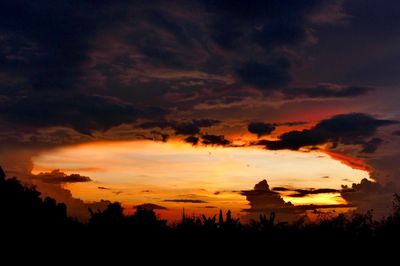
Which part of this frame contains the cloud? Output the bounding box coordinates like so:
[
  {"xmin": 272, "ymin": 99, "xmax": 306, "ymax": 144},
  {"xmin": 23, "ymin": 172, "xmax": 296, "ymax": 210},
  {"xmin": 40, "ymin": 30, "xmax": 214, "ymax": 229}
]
[
  {"xmin": 261, "ymin": 113, "xmax": 397, "ymax": 151},
  {"xmin": 341, "ymin": 178, "xmax": 397, "ymax": 218},
  {"xmin": 0, "ymin": 93, "xmax": 166, "ymax": 135},
  {"xmin": 138, "ymin": 119, "xmax": 220, "ymax": 136},
  {"xmin": 242, "ymin": 179, "xmax": 355, "ymax": 222},
  {"xmin": 248, "ymin": 122, "xmax": 276, "ymax": 138},
  {"xmin": 201, "ymin": 134, "xmax": 231, "ymax": 146},
  {"xmin": 289, "ymin": 188, "xmax": 339, "ymax": 197},
  {"xmin": 135, "ymin": 203, "xmax": 167, "ymax": 210},
  {"xmin": 272, "ymin": 187, "xmax": 291, "ymax": 192},
  {"xmin": 137, "ymin": 120, "xmax": 172, "ymax": 130},
  {"xmin": 192, "ymin": 119, "xmax": 220, "ymax": 128},
  {"xmin": 98, "ymin": 186, "xmax": 111, "ymax": 190},
  {"xmin": 184, "ymin": 136, "xmax": 199, "ymax": 145},
  {"xmin": 282, "ymin": 84, "xmax": 373, "ymax": 98},
  {"xmin": 34, "ymin": 170, "xmax": 91, "ymax": 184},
  {"xmin": 163, "ymin": 199, "xmax": 207, "ymax": 203},
  {"xmin": 277, "ymin": 121, "xmax": 308, "ymax": 127},
  {"xmin": 0, "ymin": 0, "xmax": 125, "ymax": 91},
  {"xmin": 203, "ymin": 0, "xmax": 348, "ymax": 94},
  {"xmin": 150, "ymin": 131, "xmax": 170, "ymax": 142},
  {"xmin": 324, "ymin": 150, "xmax": 371, "ymax": 172},
  {"xmin": 236, "ymin": 60, "xmax": 291, "ymax": 90},
  {"xmin": 392, "ymin": 130, "xmax": 400, "ymax": 136},
  {"xmin": 0, "ymin": 0, "xmax": 362, "ymax": 141},
  {"xmin": 173, "ymin": 123, "xmax": 201, "ymax": 136},
  {"xmin": 204, "ymin": 0, "xmax": 346, "ymax": 50},
  {"xmin": 0, "ymin": 153, "xmax": 110, "ymax": 222},
  {"xmin": 361, "ymin": 137, "xmax": 383, "ymax": 153},
  {"xmin": 241, "ymin": 179, "xmax": 294, "ymax": 212},
  {"xmin": 241, "ymin": 180, "xmax": 299, "ymax": 221},
  {"xmin": 172, "ymin": 119, "xmax": 220, "ymax": 135},
  {"xmin": 32, "ymin": 179, "xmax": 111, "ymax": 222}
]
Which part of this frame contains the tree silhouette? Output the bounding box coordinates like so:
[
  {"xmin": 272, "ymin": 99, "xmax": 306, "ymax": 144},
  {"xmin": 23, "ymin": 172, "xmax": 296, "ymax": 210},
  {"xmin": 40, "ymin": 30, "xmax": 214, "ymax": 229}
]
[{"xmin": 1, "ymin": 164, "xmax": 400, "ymax": 254}]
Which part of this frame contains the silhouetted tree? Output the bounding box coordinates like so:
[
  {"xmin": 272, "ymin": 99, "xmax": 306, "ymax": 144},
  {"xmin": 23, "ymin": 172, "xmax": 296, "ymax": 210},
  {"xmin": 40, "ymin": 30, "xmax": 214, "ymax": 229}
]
[
  {"xmin": 0, "ymin": 166, "xmax": 77, "ymax": 238},
  {"xmin": 2, "ymin": 164, "xmax": 400, "ymax": 254}
]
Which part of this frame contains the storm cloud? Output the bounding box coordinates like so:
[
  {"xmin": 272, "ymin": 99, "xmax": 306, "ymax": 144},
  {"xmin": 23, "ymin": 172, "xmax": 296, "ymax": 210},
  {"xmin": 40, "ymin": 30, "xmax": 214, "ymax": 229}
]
[
  {"xmin": 262, "ymin": 113, "xmax": 397, "ymax": 151},
  {"xmin": 0, "ymin": 93, "xmax": 166, "ymax": 135}
]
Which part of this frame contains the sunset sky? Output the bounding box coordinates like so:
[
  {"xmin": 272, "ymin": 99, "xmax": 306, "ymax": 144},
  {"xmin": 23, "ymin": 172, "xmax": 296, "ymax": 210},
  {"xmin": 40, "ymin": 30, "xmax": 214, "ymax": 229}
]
[{"xmin": 1, "ymin": 0, "xmax": 400, "ymax": 222}]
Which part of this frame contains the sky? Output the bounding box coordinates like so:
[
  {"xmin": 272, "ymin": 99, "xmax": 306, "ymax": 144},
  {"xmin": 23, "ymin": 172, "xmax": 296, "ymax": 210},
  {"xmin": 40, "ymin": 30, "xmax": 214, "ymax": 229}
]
[{"xmin": 1, "ymin": 0, "xmax": 400, "ymax": 222}]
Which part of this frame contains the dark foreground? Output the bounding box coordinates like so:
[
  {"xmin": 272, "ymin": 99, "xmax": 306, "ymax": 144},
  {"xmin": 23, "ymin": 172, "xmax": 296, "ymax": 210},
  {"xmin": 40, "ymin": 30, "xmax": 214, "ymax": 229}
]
[{"xmin": 1, "ymin": 166, "xmax": 399, "ymax": 260}]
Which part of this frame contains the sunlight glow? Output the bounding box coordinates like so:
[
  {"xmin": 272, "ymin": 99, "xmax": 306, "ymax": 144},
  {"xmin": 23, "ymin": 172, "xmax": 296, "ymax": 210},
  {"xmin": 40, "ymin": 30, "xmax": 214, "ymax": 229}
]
[{"xmin": 31, "ymin": 140, "xmax": 369, "ymax": 219}]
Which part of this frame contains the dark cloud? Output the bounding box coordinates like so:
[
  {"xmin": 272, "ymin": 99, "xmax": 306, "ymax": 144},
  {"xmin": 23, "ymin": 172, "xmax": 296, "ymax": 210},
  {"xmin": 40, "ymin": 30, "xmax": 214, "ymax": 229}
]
[
  {"xmin": 289, "ymin": 188, "xmax": 339, "ymax": 197},
  {"xmin": 0, "ymin": 0, "xmax": 118, "ymax": 91},
  {"xmin": 203, "ymin": 0, "xmax": 349, "ymax": 93},
  {"xmin": 283, "ymin": 85, "xmax": 373, "ymax": 98},
  {"xmin": 262, "ymin": 113, "xmax": 397, "ymax": 150},
  {"xmin": 204, "ymin": 0, "xmax": 341, "ymax": 50},
  {"xmin": 201, "ymin": 134, "xmax": 231, "ymax": 146},
  {"xmin": 247, "ymin": 121, "xmax": 308, "ymax": 139},
  {"xmin": 242, "ymin": 179, "xmax": 354, "ymax": 222},
  {"xmin": 138, "ymin": 120, "xmax": 172, "ymax": 130},
  {"xmin": 273, "ymin": 186, "xmax": 339, "ymax": 197},
  {"xmin": 241, "ymin": 180, "xmax": 298, "ymax": 221},
  {"xmin": 248, "ymin": 122, "xmax": 276, "ymax": 138},
  {"xmin": 192, "ymin": 119, "xmax": 220, "ymax": 128},
  {"xmin": 1, "ymin": 0, "xmax": 398, "ymax": 222},
  {"xmin": 241, "ymin": 180, "xmax": 294, "ymax": 211},
  {"xmin": 0, "ymin": 93, "xmax": 166, "ymax": 135},
  {"xmin": 34, "ymin": 170, "xmax": 91, "ymax": 184},
  {"xmin": 173, "ymin": 119, "xmax": 220, "ymax": 135},
  {"xmin": 341, "ymin": 178, "xmax": 398, "ymax": 218},
  {"xmin": 277, "ymin": 121, "xmax": 308, "ymax": 127},
  {"xmin": 97, "ymin": 186, "xmax": 123, "ymax": 195},
  {"xmin": 173, "ymin": 123, "xmax": 201, "ymax": 136},
  {"xmin": 0, "ymin": 0, "xmax": 357, "ymax": 139},
  {"xmin": 236, "ymin": 59, "xmax": 291, "ymax": 90},
  {"xmin": 272, "ymin": 187, "xmax": 291, "ymax": 192},
  {"xmin": 295, "ymin": 204, "xmax": 351, "ymax": 210},
  {"xmin": 138, "ymin": 119, "xmax": 220, "ymax": 136},
  {"xmin": 184, "ymin": 136, "xmax": 199, "ymax": 145},
  {"xmin": 361, "ymin": 137, "xmax": 383, "ymax": 153},
  {"xmin": 150, "ymin": 131, "xmax": 170, "ymax": 142},
  {"xmin": 135, "ymin": 203, "xmax": 167, "ymax": 210},
  {"xmin": 392, "ymin": 130, "xmax": 400, "ymax": 136},
  {"xmin": 163, "ymin": 199, "xmax": 207, "ymax": 203}
]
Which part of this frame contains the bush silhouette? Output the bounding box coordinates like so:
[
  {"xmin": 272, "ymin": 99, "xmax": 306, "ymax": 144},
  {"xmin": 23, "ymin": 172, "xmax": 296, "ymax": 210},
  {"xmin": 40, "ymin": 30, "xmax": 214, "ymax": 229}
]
[{"xmin": 1, "ymin": 165, "xmax": 400, "ymax": 253}]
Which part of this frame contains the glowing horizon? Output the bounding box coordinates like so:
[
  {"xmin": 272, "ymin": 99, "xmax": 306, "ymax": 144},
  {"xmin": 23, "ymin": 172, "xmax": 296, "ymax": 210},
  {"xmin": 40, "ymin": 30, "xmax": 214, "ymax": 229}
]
[{"xmin": 30, "ymin": 139, "xmax": 370, "ymax": 220}]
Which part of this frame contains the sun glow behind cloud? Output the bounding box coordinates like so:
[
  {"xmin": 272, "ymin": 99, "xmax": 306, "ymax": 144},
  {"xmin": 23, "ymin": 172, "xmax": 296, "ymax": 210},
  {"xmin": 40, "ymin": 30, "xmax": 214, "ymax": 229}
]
[{"xmin": 31, "ymin": 140, "xmax": 369, "ymax": 220}]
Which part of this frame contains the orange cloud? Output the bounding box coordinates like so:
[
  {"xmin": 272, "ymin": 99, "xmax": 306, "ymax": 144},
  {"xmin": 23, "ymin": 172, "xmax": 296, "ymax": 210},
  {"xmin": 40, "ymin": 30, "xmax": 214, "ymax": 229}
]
[{"xmin": 324, "ymin": 150, "xmax": 372, "ymax": 173}]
